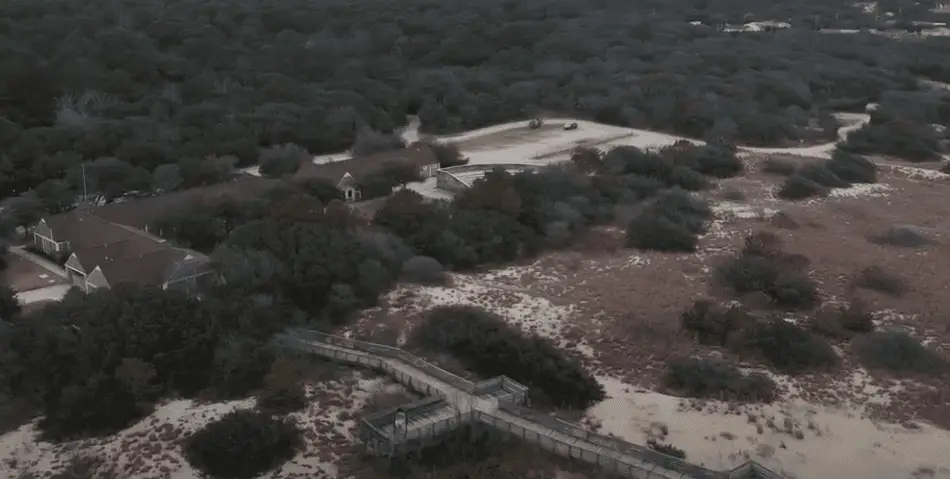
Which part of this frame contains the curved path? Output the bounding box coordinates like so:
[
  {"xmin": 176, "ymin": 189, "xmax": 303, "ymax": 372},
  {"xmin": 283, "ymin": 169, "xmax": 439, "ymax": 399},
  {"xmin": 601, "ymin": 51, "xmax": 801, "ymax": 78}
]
[{"xmin": 276, "ymin": 329, "xmax": 786, "ymax": 479}]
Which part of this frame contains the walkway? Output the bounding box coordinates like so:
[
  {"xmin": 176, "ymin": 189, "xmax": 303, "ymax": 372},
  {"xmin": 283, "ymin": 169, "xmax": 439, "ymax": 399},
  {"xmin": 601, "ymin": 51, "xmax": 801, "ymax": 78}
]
[
  {"xmin": 277, "ymin": 329, "xmax": 786, "ymax": 479},
  {"xmin": 9, "ymin": 247, "xmax": 67, "ymax": 279}
]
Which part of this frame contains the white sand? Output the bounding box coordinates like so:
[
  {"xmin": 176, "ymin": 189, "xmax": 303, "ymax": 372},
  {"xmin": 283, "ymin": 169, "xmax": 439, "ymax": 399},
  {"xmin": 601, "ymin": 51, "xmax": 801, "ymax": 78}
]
[
  {"xmin": 887, "ymin": 165, "xmax": 950, "ymax": 182},
  {"xmin": 828, "ymin": 183, "xmax": 893, "ymax": 198},
  {"xmin": 387, "ymin": 274, "xmax": 575, "ymax": 343},
  {"xmin": 587, "ymin": 376, "xmax": 950, "ymax": 479},
  {"xmin": 0, "ymin": 373, "xmax": 388, "ymax": 479}
]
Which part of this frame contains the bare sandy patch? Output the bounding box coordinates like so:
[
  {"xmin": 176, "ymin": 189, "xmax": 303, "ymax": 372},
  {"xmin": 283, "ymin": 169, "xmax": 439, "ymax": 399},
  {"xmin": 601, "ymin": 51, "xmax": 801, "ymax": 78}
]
[{"xmin": 587, "ymin": 376, "xmax": 950, "ymax": 479}]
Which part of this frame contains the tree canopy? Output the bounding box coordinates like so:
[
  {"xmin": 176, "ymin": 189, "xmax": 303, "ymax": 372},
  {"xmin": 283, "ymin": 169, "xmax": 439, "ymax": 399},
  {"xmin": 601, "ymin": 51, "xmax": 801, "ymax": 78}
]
[{"xmin": 2, "ymin": 0, "xmax": 949, "ymax": 221}]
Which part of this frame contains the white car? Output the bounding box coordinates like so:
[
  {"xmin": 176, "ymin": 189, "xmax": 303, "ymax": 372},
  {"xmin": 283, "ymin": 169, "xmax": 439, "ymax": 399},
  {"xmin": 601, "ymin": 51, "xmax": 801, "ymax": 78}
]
[{"xmin": 563, "ymin": 122, "xmax": 579, "ymax": 130}]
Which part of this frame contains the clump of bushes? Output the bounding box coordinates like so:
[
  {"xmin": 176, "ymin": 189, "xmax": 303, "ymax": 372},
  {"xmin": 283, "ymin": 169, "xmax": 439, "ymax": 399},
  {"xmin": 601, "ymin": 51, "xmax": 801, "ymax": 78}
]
[
  {"xmin": 680, "ymin": 299, "xmax": 757, "ymax": 349},
  {"xmin": 827, "ymin": 150, "xmax": 877, "ymax": 184},
  {"xmin": 259, "ymin": 143, "xmax": 307, "ymax": 178},
  {"xmin": 663, "ymin": 357, "xmax": 777, "ymax": 402},
  {"xmin": 713, "ymin": 232, "xmax": 819, "ymax": 310},
  {"xmin": 647, "ymin": 440, "xmax": 686, "ymax": 459},
  {"xmin": 401, "ymin": 255, "xmax": 448, "ymax": 285},
  {"xmin": 626, "ymin": 189, "xmax": 712, "ymax": 252},
  {"xmin": 754, "ymin": 320, "xmax": 839, "ymax": 374},
  {"xmin": 411, "ymin": 305, "xmax": 605, "ymax": 409},
  {"xmin": 664, "ymin": 141, "xmax": 744, "ymax": 179},
  {"xmin": 185, "ymin": 410, "xmax": 302, "ymax": 479},
  {"xmin": 256, "ymin": 359, "xmax": 307, "ymax": 415},
  {"xmin": 601, "ymin": 145, "xmax": 709, "ymax": 191},
  {"xmin": 762, "ymin": 157, "xmax": 797, "ymax": 176},
  {"xmin": 777, "ymin": 174, "xmax": 828, "ymax": 200},
  {"xmin": 776, "ymin": 150, "xmax": 877, "ymax": 200},
  {"xmin": 868, "ymin": 225, "xmax": 935, "ymax": 248},
  {"xmin": 680, "ymin": 300, "xmax": 839, "ymax": 375},
  {"xmin": 854, "ymin": 331, "xmax": 947, "ymax": 376},
  {"xmin": 855, "ymin": 265, "xmax": 907, "ymax": 296},
  {"xmin": 797, "ymin": 163, "xmax": 849, "ymax": 188},
  {"xmin": 809, "ymin": 300, "xmax": 875, "ymax": 340}
]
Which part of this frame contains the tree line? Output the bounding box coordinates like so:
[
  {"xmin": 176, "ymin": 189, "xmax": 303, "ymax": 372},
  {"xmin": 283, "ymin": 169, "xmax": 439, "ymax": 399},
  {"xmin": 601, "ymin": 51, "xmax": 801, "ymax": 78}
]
[{"xmin": 3, "ymin": 0, "xmax": 949, "ymax": 223}]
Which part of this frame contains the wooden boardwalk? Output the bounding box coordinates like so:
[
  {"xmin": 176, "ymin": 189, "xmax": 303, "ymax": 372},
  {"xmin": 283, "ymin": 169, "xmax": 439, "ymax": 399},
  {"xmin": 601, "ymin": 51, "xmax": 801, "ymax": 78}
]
[{"xmin": 276, "ymin": 329, "xmax": 787, "ymax": 479}]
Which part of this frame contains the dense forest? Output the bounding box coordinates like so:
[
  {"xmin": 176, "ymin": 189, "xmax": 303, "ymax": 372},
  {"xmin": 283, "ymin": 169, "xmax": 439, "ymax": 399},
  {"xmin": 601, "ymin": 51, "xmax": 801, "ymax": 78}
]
[{"xmin": 3, "ymin": 0, "xmax": 950, "ymax": 214}]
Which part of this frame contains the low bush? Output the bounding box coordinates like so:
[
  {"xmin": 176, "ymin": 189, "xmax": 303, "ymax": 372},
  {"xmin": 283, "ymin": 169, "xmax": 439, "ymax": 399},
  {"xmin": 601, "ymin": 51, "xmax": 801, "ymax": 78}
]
[
  {"xmin": 855, "ymin": 265, "xmax": 906, "ymax": 296},
  {"xmin": 797, "ymin": 163, "xmax": 850, "ymax": 188},
  {"xmin": 827, "ymin": 150, "xmax": 877, "ymax": 183},
  {"xmin": 853, "ymin": 331, "xmax": 947, "ymax": 376},
  {"xmin": 868, "ymin": 225, "xmax": 935, "ymax": 248},
  {"xmin": 777, "ymin": 174, "xmax": 828, "ymax": 200},
  {"xmin": 256, "ymin": 359, "xmax": 307, "ymax": 415},
  {"xmin": 401, "ymin": 256, "xmax": 448, "ymax": 285},
  {"xmin": 185, "ymin": 410, "xmax": 302, "ymax": 479},
  {"xmin": 762, "ymin": 158, "xmax": 797, "ymax": 176},
  {"xmin": 713, "ymin": 232, "xmax": 819, "ymax": 310},
  {"xmin": 754, "ymin": 320, "xmax": 838, "ymax": 374},
  {"xmin": 809, "ymin": 300, "xmax": 875, "ymax": 339},
  {"xmin": 411, "ymin": 305, "xmax": 605, "ymax": 409},
  {"xmin": 664, "ymin": 357, "xmax": 777, "ymax": 402},
  {"xmin": 688, "ymin": 145, "xmax": 744, "ymax": 178},
  {"xmin": 668, "ymin": 165, "xmax": 709, "ymax": 191},
  {"xmin": 647, "ymin": 440, "xmax": 686, "ymax": 459},
  {"xmin": 626, "ymin": 189, "xmax": 711, "ymax": 252},
  {"xmin": 680, "ymin": 299, "xmax": 756, "ymax": 349}
]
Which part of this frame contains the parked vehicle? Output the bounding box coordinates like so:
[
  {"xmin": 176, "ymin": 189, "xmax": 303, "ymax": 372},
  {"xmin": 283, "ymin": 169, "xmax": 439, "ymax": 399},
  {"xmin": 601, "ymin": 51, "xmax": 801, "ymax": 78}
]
[
  {"xmin": 563, "ymin": 122, "xmax": 578, "ymax": 130},
  {"xmin": 528, "ymin": 116, "xmax": 543, "ymax": 129}
]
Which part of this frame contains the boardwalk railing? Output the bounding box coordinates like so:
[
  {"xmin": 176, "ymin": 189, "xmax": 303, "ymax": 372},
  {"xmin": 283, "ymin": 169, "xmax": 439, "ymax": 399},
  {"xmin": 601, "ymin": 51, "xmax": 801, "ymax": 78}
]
[{"xmin": 278, "ymin": 329, "xmax": 787, "ymax": 479}]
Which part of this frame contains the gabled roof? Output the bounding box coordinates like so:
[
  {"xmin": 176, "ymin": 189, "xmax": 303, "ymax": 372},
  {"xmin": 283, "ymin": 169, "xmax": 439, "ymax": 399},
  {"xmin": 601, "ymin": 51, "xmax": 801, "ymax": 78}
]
[
  {"xmin": 97, "ymin": 247, "xmax": 210, "ymax": 287},
  {"xmin": 39, "ymin": 211, "xmax": 144, "ymax": 249},
  {"xmin": 296, "ymin": 143, "xmax": 438, "ymax": 185},
  {"xmin": 70, "ymin": 236, "xmax": 168, "ymax": 272}
]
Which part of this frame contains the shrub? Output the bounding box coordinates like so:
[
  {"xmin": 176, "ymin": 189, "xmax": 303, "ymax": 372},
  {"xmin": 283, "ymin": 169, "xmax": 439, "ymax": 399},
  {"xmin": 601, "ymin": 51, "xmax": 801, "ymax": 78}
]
[
  {"xmin": 853, "ymin": 331, "xmax": 947, "ymax": 376},
  {"xmin": 868, "ymin": 225, "xmax": 934, "ymax": 248},
  {"xmin": 797, "ymin": 163, "xmax": 850, "ymax": 188},
  {"xmin": 827, "ymin": 150, "xmax": 877, "ymax": 183},
  {"xmin": 688, "ymin": 145, "xmax": 744, "ymax": 178},
  {"xmin": 668, "ymin": 165, "xmax": 709, "ymax": 191},
  {"xmin": 713, "ymin": 233, "xmax": 819, "ymax": 310},
  {"xmin": 185, "ymin": 410, "xmax": 302, "ymax": 479},
  {"xmin": 754, "ymin": 321, "xmax": 838, "ymax": 374},
  {"xmin": 626, "ymin": 190, "xmax": 711, "ymax": 252},
  {"xmin": 810, "ymin": 300, "xmax": 875, "ymax": 339},
  {"xmin": 259, "ymin": 144, "xmax": 306, "ymax": 178},
  {"xmin": 256, "ymin": 359, "xmax": 307, "ymax": 415},
  {"xmin": 411, "ymin": 305, "xmax": 605, "ymax": 409},
  {"xmin": 940, "ymin": 160, "xmax": 950, "ymax": 174},
  {"xmin": 647, "ymin": 440, "xmax": 686, "ymax": 459},
  {"xmin": 769, "ymin": 211, "xmax": 799, "ymax": 229},
  {"xmin": 855, "ymin": 265, "xmax": 906, "ymax": 296},
  {"xmin": 680, "ymin": 299, "xmax": 757, "ymax": 349},
  {"xmin": 401, "ymin": 255, "xmax": 448, "ymax": 285},
  {"xmin": 762, "ymin": 158, "xmax": 797, "ymax": 176},
  {"xmin": 664, "ymin": 357, "xmax": 777, "ymax": 402},
  {"xmin": 777, "ymin": 174, "xmax": 828, "ymax": 200}
]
